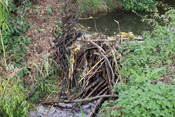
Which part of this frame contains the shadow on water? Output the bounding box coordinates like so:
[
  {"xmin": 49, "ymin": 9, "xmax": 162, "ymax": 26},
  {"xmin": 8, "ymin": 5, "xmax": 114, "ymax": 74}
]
[{"xmin": 79, "ymin": 11, "xmax": 152, "ymax": 36}]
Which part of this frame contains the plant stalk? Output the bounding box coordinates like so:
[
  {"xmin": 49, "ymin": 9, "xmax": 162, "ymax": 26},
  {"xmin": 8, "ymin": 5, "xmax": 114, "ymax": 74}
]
[{"xmin": 0, "ymin": 29, "xmax": 8, "ymax": 69}]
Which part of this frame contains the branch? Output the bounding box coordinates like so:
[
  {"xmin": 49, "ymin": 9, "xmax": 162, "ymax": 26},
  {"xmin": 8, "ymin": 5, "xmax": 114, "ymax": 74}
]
[{"xmin": 42, "ymin": 95, "xmax": 118, "ymax": 104}]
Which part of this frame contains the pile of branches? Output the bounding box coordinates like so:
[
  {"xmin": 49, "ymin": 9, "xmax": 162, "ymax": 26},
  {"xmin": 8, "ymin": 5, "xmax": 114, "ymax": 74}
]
[{"xmin": 50, "ymin": 0, "xmax": 122, "ymax": 116}]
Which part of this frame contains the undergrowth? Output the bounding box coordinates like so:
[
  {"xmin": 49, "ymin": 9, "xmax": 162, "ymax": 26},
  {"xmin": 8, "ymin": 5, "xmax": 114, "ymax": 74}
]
[
  {"xmin": 77, "ymin": 0, "xmax": 157, "ymax": 16},
  {"xmin": 0, "ymin": 0, "xmax": 32, "ymax": 117},
  {"xmin": 101, "ymin": 8, "xmax": 175, "ymax": 117}
]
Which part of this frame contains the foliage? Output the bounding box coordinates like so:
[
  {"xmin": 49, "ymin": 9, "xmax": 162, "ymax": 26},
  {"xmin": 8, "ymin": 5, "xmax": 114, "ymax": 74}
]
[
  {"xmin": 102, "ymin": 82, "xmax": 175, "ymax": 117},
  {"xmin": 77, "ymin": 0, "xmax": 118, "ymax": 15},
  {"xmin": 0, "ymin": 72, "xmax": 29, "ymax": 117},
  {"xmin": 101, "ymin": 8, "xmax": 175, "ymax": 117},
  {"xmin": 77, "ymin": 0, "xmax": 157, "ymax": 15},
  {"xmin": 27, "ymin": 58, "xmax": 59, "ymax": 102},
  {"xmin": 121, "ymin": 0, "xmax": 156, "ymax": 11},
  {"xmin": 1, "ymin": 17, "xmax": 30, "ymax": 67},
  {"xmin": 0, "ymin": 0, "xmax": 10, "ymax": 30},
  {"xmin": 0, "ymin": 1, "xmax": 31, "ymax": 67},
  {"xmin": 118, "ymin": 9, "xmax": 175, "ymax": 82}
]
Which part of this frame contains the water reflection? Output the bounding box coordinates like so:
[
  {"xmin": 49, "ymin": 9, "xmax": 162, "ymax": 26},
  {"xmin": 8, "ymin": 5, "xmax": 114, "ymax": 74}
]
[{"xmin": 79, "ymin": 11, "xmax": 151, "ymax": 36}]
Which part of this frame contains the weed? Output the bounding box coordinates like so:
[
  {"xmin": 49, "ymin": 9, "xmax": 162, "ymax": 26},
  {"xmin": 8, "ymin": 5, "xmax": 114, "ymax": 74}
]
[
  {"xmin": 34, "ymin": 9, "xmax": 40, "ymax": 14},
  {"xmin": 102, "ymin": 82, "xmax": 175, "ymax": 116}
]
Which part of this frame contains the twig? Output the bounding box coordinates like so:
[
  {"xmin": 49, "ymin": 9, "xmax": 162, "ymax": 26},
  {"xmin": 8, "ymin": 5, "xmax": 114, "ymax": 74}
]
[
  {"xmin": 45, "ymin": 105, "xmax": 54, "ymax": 117},
  {"xmin": 114, "ymin": 20, "xmax": 120, "ymax": 34},
  {"xmin": 90, "ymin": 41, "xmax": 115, "ymax": 85},
  {"xmin": 89, "ymin": 91, "xmax": 108, "ymax": 117}
]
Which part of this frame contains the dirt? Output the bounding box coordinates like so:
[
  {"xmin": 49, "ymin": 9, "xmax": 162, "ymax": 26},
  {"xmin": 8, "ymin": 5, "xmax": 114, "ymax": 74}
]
[
  {"xmin": 24, "ymin": 0, "xmax": 61, "ymax": 81},
  {"xmin": 25, "ymin": 0, "xmax": 61, "ymax": 59}
]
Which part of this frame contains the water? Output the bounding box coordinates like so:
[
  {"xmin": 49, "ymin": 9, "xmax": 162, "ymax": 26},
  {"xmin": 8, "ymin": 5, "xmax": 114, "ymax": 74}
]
[
  {"xmin": 79, "ymin": 0, "xmax": 175, "ymax": 36},
  {"xmin": 79, "ymin": 11, "xmax": 151, "ymax": 36},
  {"xmin": 29, "ymin": 101, "xmax": 96, "ymax": 117}
]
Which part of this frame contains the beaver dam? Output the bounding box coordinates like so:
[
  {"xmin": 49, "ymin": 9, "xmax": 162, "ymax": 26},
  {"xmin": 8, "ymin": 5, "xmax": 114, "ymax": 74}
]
[
  {"xmin": 27, "ymin": 1, "xmax": 148, "ymax": 116},
  {"xmin": 27, "ymin": 10, "xmax": 145, "ymax": 116}
]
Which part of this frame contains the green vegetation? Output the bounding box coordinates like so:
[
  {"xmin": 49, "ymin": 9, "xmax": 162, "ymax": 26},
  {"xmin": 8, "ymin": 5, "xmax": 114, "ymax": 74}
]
[
  {"xmin": 1, "ymin": 0, "xmax": 175, "ymax": 116},
  {"xmin": 0, "ymin": 0, "xmax": 31, "ymax": 116},
  {"xmin": 122, "ymin": 0, "xmax": 156, "ymax": 11},
  {"xmin": 101, "ymin": 9, "xmax": 175, "ymax": 116},
  {"xmin": 102, "ymin": 82, "xmax": 175, "ymax": 116},
  {"xmin": 0, "ymin": 1, "xmax": 31, "ymax": 67},
  {"xmin": 77, "ymin": 0, "xmax": 119, "ymax": 15},
  {"xmin": 0, "ymin": 75, "xmax": 29, "ymax": 117},
  {"xmin": 77, "ymin": 0, "xmax": 157, "ymax": 15}
]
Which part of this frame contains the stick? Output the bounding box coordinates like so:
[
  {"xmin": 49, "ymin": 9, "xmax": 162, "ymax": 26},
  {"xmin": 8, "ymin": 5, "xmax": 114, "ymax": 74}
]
[
  {"xmin": 0, "ymin": 30, "xmax": 8, "ymax": 69},
  {"xmin": 42, "ymin": 95, "xmax": 118, "ymax": 104},
  {"xmin": 90, "ymin": 41, "xmax": 115, "ymax": 85},
  {"xmin": 89, "ymin": 92, "xmax": 108, "ymax": 117}
]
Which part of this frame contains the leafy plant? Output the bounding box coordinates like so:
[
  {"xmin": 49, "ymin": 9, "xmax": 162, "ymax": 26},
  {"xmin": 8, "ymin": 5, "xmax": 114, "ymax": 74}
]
[
  {"xmin": 102, "ymin": 82, "xmax": 175, "ymax": 117},
  {"xmin": 118, "ymin": 9, "xmax": 175, "ymax": 82},
  {"xmin": 0, "ymin": 1, "xmax": 31, "ymax": 67},
  {"xmin": 0, "ymin": 71, "xmax": 30, "ymax": 117},
  {"xmin": 0, "ymin": 17, "xmax": 31, "ymax": 67},
  {"xmin": 121, "ymin": 0, "xmax": 157, "ymax": 11}
]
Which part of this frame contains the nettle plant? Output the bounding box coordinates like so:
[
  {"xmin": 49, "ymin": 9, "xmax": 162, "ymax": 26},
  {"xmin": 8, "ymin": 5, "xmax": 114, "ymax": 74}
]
[{"xmin": 102, "ymin": 82, "xmax": 175, "ymax": 117}]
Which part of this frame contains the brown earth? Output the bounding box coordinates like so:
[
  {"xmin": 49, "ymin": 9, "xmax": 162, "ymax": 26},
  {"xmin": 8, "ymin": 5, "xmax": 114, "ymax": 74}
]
[{"xmin": 24, "ymin": 0, "xmax": 62, "ymax": 82}]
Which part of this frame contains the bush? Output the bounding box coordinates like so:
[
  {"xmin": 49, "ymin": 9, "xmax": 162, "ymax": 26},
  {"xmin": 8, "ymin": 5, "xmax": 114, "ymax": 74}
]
[
  {"xmin": 102, "ymin": 82, "xmax": 175, "ymax": 117},
  {"xmin": 77, "ymin": 0, "xmax": 119, "ymax": 15},
  {"xmin": 121, "ymin": 0, "xmax": 157, "ymax": 11},
  {"xmin": 77, "ymin": 0, "xmax": 157, "ymax": 16}
]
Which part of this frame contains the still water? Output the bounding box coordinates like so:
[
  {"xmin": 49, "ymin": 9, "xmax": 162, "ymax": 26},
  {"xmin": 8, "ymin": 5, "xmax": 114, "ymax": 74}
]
[
  {"xmin": 79, "ymin": 0, "xmax": 175, "ymax": 36},
  {"xmin": 79, "ymin": 11, "xmax": 151, "ymax": 36}
]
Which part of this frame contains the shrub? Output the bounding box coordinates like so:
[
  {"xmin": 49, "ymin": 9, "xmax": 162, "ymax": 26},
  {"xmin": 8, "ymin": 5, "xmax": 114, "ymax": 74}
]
[
  {"xmin": 77, "ymin": 0, "xmax": 118, "ymax": 15},
  {"xmin": 121, "ymin": 0, "xmax": 157, "ymax": 11}
]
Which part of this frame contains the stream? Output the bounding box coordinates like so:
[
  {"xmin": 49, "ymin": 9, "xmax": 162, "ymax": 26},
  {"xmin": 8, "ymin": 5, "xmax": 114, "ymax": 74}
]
[{"xmin": 29, "ymin": 1, "xmax": 175, "ymax": 116}]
